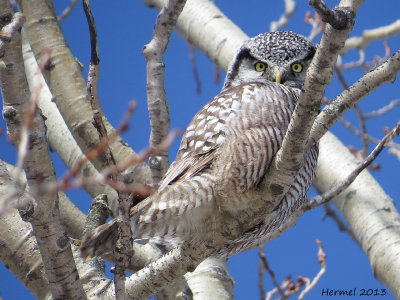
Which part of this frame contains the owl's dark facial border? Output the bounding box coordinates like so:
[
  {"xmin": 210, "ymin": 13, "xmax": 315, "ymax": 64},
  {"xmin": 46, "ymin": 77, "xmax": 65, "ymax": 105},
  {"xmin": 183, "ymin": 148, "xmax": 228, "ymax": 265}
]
[{"xmin": 223, "ymin": 48, "xmax": 252, "ymax": 90}]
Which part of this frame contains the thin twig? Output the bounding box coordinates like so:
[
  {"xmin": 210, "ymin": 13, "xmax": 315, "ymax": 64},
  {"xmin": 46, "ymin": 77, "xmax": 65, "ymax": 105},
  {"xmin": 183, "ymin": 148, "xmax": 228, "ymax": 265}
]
[
  {"xmin": 341, "ymin": 19, "xmax": 400, "ymax": 55},
  {"xmin": 353, "ymin": 105, "xmax": 368, "ymax": 157},
  {"xmin": 266, "ymin": 279, "xmax": 290, "ymax": 300},
  {"xmin": 83, "ymin": 0, "xmax": 115, "ymax": 170},
  {"xmin": 388, "ymin": 147, "xmax": 400, "ymax": 161},
  {"xmin": 57, "ymin": 0, "xmax": 79, "ymax": 22},
  {"xmin": 364, "ymin": 99, "xmax": 400, "ymax": 118},
  {"xmin": 335, "ymin": 67, "xmax": 369, "ymax": 157},
  {"xmin": 322, "ymin": 203, "xmax": 355, "ymax": 240},
  {"xmin": 297, "ymin": 240, "xmax": 326, "ymax": 300},
  {"xmin": 309, "ymin": 50, "xmax": 400, "ymax": 147},
  {"xmin": 305, "ymin": 11, "xmax": 325, "ymax": 41},
  {"xmin": 337, "ymin": 49, "xmax": 365, "ymax": 70},
  {"xmin": 189, "ymin": 43, "xmax": 201, "ymax": 93},
  {"xmin": 270, "ymin": 0, "xmax": 296, "ymax": 32},
  {"xmin": 82, "ymin": 1, "xmax": 131, "ymax": 297},
  {"xmin": 305, "ymin": 120, "xmax": 400, "ymax": 210},
  {"xmin": 143, "ymin": 0, "xmax": 187, "ymax": 183},
  {"xmin": 259, "ymin": 247, "xmax": 286, "ymax": 299},
  {"xmin": 338, "ymin": 116, "xmax": 400, "ymax": 150},
  {"xmin": 258, "ymin": 248, "xmax": 266, "ymax": 300},
  {"xmin": 61, "ymin": 102, "xmax": 137, "ymax": 189},
  {"xmin": 339, "ymin": 41, "xmax": 391, "ymax": 71}
]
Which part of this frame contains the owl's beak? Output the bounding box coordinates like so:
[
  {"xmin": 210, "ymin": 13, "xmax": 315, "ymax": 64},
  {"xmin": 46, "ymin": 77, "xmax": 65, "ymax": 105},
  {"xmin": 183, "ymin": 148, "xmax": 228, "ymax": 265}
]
[{"xmin": 275, "ymin": 70, "xmax": 282, "ymax": 84}]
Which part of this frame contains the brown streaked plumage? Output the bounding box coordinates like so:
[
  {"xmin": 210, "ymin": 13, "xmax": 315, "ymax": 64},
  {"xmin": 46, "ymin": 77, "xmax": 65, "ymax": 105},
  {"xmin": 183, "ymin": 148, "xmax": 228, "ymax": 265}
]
[{"xmin": 80, "ymin": 31, "xmax": 318, "ymax": 260}]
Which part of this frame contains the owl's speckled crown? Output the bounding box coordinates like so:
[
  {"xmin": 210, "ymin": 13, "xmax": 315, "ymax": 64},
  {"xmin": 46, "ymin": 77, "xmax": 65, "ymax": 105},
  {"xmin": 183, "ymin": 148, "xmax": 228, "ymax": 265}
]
[{"xmin": 245, "ymin": 31, "xmax": 315, "ymax": 64}]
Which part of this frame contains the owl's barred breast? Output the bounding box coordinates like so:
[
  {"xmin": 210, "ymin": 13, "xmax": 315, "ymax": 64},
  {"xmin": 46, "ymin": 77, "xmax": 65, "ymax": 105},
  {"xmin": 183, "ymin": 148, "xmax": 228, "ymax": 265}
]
[{"xmin": 131, "ymin": 81, "xmax": 318, "ymax": 257}]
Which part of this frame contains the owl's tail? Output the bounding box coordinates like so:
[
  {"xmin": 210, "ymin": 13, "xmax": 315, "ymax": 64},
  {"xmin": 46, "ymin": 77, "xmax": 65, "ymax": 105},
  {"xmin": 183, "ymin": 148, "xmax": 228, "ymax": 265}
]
[
  {"xmin": 80, "ymin": 218, "xmax": 119, "ymax": 260},
  {"xmin": 80, "ymin": 176, "xmax": 215, "ymax": 260}
]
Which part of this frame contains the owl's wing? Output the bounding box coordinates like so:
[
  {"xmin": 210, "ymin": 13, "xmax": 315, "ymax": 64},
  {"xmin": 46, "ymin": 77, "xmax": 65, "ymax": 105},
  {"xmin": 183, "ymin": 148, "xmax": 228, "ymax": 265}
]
[{"xmin": 159, "ymin": 88, "xmax": 236, "ymax": 190}]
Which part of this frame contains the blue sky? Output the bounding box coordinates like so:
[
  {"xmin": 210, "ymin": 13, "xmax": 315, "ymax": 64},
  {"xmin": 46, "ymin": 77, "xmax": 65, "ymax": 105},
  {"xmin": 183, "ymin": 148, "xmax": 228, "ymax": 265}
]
[{"xmin": 1, "ymin": 1, "xmax": 400, "ymax": 299}]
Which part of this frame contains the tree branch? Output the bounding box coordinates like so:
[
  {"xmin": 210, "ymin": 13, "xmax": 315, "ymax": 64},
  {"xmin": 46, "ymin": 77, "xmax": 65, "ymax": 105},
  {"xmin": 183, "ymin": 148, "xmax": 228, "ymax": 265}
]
[
  {"xmin": 270, "ymin": 0, "xmax": 296, "ymax": 32},
  {"xmin": 58, "ymin": 0, "xmax": 79, "ymax": 22},
  {"xmin": 305, "ymin": 121, "xmax": 400, "ymax": 210},
  {"xmin": 142, "ymin": 0, "xmax": 248, "ymax": 71},
  {"xmin": 20, "ymin": 30, "xmax": 121, "ymax": 215},
  {"xmin": 0, "ymin": 167, "xmax": 51, "ymax": 298},
  {"xmin": 143, "ymin": 0, "xmax": 187, "ymax": 183},
  {"xmin": 0, "ymin": 1, "xmax": 86, "ymax": 297},
  {"xmin": 364, "ymin": 98, "xmax": 400, "ymax": 118},
  {"xmin": 335, "ymin": 67, "xmax": 369, "ymax": 157},
  {"xmin": 314, "ymin": 132, "xmax": 400, "ymax": 299},
  {"xmin": 82, "ymin": 2, "xmax": 133, "ymax": 298},
  {"xmin": 260, "ymin": 0, "xmax": 358, "ymax": 211},
  {"xmin": 297, "ymin": 240, "xmax": 326, "ymax": 300},
  {"xmin": 125, "ymin": 241, "xmax": 215, "ymax": 300},
  {"xmin": 0, "ymin": 11, "xmax": 25, "ymax": 57},
  {"xmin": 309, "ymin": 50, "xmax": 400, "ymax": 146},
  {"xmin": 309, "ymin": 0, "xmax": 354, "ymax": 30},
  {"xmin": 184, "ymin": 257, "xmax": 234, "ymax": 300},
  {"xmin": 17, "ymin": 0, "xmax": 152, "ymax": 186},
  {"xmin": 341, "ymin": 19, "xmax": 400, "ymax": 55}
]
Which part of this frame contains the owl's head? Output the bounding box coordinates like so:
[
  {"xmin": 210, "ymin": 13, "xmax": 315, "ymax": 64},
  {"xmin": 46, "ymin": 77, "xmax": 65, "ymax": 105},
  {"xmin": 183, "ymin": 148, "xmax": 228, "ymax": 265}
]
[{"xmin": 223, "ymin": 31, "xmax": 315, "ymax": 90}]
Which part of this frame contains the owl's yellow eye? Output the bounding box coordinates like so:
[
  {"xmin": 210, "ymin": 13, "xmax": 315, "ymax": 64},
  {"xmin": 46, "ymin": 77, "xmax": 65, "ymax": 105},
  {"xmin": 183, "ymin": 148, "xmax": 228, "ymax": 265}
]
[
  {"xmin": 255, "ymin": 62, "xmax": 267, "ymax": 72},
  {"xmin": 291, "ymin": 63, "xmax": 303, "ymax": 73}
]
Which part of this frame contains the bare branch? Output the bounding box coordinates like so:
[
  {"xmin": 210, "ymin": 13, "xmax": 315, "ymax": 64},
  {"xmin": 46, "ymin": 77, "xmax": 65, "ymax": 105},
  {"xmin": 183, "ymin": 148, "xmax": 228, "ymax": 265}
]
[
  {"xmin": 14, "ymin": 48, "xmax": 50, "ymax": 174},
  {"xmin": 337, "ymin": 49, "xmax": 365, "ymax": 69},
  {"xmin": 83, "ymin": 0, "xmax": 115, "ymax": 171},
  {"xmin": 21, "ymin": 29, "xmax": 121, "ymax": 215},
  {"xmin": 306, "ymin": 121, "xmax": 400, "ymax": 210},
  {"xmin": 338, "ymin": 41, "xmax": 391, "ymax": 71},
  {"xmin": 83, "ymin": 2, "xmax": 132, "ymax": 295},
  {"xmin": 142, "ymin": 0, "xmax": 248, "ymax": 71},
  {"xmin": 259, "ymin": 246, "xmax": 286, "ymax": 299},
  {"xmin": 143, "ymin": 0, "xmax": 187, "ymax": 183},
  {"xmin": 0, "ymin": 1, "xmax": 86, "ymax": 296},
  {"xmin": 125, "ymin": 241, "xmax": 216, "ymax": 299},
  {"xmin": 189, "ymin": 43, "xmax": 202, "ymax": 94},
  {"xmin": 258, "ymin": 247, "xmax": 265, "ymax": 300},
  {"xmin": 270, "ymin": 0, "xmax": 296, "ymax": 32},
  {"xmin": 266, "ymin": 279, "xmax": 291, "ymax": 300},
  {"xmin": 0, "ymin": 12, "xmax": 25, "ymax": 57},
  {"xmin": 314, "ymin": 132, "xmax": 400, "ymax": 299},
  {"xmin": 309, "ymin": 49, "xmax": 400, "ymax": 146},
  {"xmin": 184, "ymin": 257, "xmax": 234, "ymax": 300},
  {"xmin": 297, "ymin": 240, "xmax": 326, "ymax": 300},
  {"xmin": 18, "ymin": 0, "xmax": 152, "ymax": 185},
  {"xmin": 322, "ymin": 203, "xmax": 355, "ymax": 240},
  {"xmin": 82, "ymin": 194, "xmax": 111, "ymax": 238},
  {"xmin": 58, "ymin": 0, "xmax": 79, "ymax": 22},
  {"xmin": 335, "ymin": 67, "xmax": 369, "ymax": 157},
  {"xmin": 309, "ymin": 0, "xmax": 354, "ymax": 30},
  {"xmin": 338, "ymin": 116, "xmax": 400, "ymax": 150},
  {"xmin": 0, "ymin": 191, "xmax": 50, "ymax": 299},
  {"xmin": 341, "ymin": 19, "xmax": 400, "ymax": 55},
  {"xmin": 305, "ymin": 11, "xmax": 324, "ymax": 41},
  {"xmin": 388, "ymin": 147, "xmax": 400, "ymax": 161},
  {"xmin": 364, "ymin": 99, "xmax": 400, "ymax": 118},
  {"xmin": 260, "ymin": 0, "xmax": 358, "ymax": 212}
]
